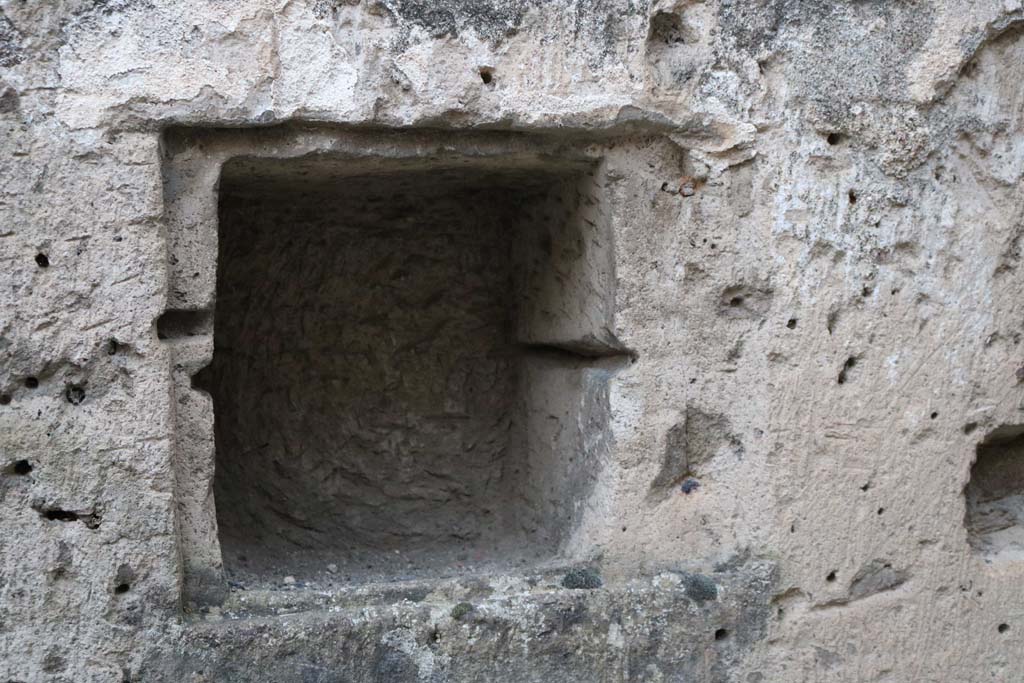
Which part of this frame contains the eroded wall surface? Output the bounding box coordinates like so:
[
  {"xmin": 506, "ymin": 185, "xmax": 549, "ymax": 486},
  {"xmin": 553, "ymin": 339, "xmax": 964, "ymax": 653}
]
[{"xmin": 1, "ymin": 1, "xmax": 1024, "ymax": 681}]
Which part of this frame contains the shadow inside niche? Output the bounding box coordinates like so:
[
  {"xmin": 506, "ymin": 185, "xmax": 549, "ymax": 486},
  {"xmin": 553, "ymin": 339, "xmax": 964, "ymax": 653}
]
[
  {"xmin": 965, "ymin": 425, "xmax": 1024, "ymax": 562},
  {"xmin": 202, "ymin": 157, "xmax": 619, "ymax": 587}
]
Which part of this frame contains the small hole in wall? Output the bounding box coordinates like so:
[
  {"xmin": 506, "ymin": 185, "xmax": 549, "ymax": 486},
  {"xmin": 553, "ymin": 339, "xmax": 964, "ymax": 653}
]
[
  {"xmin": 43, "ymin": 509, "xmax": 80, "ymax": 522},
  {"xmin": 848, "ymin": 189, "xmax": 858, "ymax": 204},
  {"xmin": 65, "ymin": 385, "xmax": 86, "ymax": 405},
  {"xmin": 826, "ymin": 571, "xmax": 837, "ymax": 582},
  {"xmin": 837, "ymin": 356, "xmax": 856, "ymax": 384},
  {"xmin": 826, "ymin": 133, "xmax": 844, "ymax": 146},
  {"xmin": 35, "ymin": 253, "xmax": 49, "ymax": 268},
  {"xmin": 648, "ymin": 10, "xmax": 698, "ymax": 45},
  {"xmin": 479, "ymin": 67, "xmax": 494, "ymax": 85},
  {"xmin": 877, "ymin": 507, "xmax": 885, "ymax": 515},
  {"xmin": 0, "ymin": 394, "xmax": 10, "ymax": 405},
  {"xmin": 107, "ymin": 339, "xmax": 120, "ymax": 355},
  {"xmin": 10, "ymin": 459, "xmax": 32, "ymax": 475},
  {"xmin": 930, "ymin": 411, "xmax": 938, "ymax": 420},
  {"xmin": 786, "ymin": 318, "xmax": 797, "ymax": 329},
  {"xmin": 714, "ymin": 628, "xmax": 729, "ymax": 641},
  {"xmin": 999, "ymin": 623, "xmax": 1010, "ymax": 634},
  {"xmin": 24, "ymin": 377, "xmax": 38, "ymax": 389},
  {"xmin": 729, "ymin": 296, "xmax": 744, "ymax": 307},
  {"xmin": 964, "ymin": 422, "xmax": 978, "ymax": 435},
  {"xmin": 114, "ymin": 564, "xmax": 134, "ymax": 594}
]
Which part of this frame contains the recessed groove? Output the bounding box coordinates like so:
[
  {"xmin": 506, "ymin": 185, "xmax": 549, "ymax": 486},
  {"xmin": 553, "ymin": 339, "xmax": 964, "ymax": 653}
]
[
  {"xmin": 156, "ymin": 309, "xmax": 213, "ymax": 340},
  {"xmin": 520, "ymin": 341, "xmax": 635, "ymax": 362}
]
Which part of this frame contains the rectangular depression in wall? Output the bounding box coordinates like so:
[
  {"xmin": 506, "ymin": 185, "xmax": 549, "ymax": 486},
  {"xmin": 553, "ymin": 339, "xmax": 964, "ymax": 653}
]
[{"xmin": 166, "ymin": 138, "xmax": 628, "ymax": 593}]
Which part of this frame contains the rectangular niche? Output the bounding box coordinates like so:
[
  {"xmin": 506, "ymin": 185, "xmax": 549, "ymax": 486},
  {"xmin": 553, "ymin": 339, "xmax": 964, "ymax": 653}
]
[{"xmin": 162, "ymin": 130, "xmax": 633, "ymax": 596}]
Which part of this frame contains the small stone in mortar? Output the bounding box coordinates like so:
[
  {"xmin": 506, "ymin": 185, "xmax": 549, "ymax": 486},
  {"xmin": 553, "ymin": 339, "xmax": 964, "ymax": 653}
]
[
  {"xmin": 451, "ymin": 602, "xmax": 474, "ymax": 620},
  {"xmin": 562, "ymin": 568, "xmax": 603, "ymax": 590},
  {"xmin": 681, "ymin": 572, "xmax": 718, "ymax": 604}
]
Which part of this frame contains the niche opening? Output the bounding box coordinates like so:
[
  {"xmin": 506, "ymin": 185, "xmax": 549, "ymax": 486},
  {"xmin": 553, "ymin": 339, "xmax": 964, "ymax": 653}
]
[{"xmin": 199, "ymin": 154, "xmax": 623, "ymax": 586}]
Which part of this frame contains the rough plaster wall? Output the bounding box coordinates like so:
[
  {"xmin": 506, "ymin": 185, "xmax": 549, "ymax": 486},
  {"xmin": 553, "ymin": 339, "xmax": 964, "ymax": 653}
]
[{"xmin": 2, "ymin": 0, "xmax": 1024, "ymax": 681}]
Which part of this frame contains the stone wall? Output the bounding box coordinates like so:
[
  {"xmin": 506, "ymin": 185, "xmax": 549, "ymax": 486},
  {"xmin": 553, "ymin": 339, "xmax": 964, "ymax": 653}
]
[{"xmin": 1, "ymin": 1, "xmax": 1023, "ymax": 681}]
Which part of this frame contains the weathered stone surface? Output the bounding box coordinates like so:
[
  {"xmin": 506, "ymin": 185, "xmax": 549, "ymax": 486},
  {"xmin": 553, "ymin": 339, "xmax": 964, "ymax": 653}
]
[
  {"xmin": 2, "ymin": 0, "xmax": 1024, "ymax": 681},
  {"xmin": 142, "ymin": 564, "xmax": 776, "ymax": 683}
]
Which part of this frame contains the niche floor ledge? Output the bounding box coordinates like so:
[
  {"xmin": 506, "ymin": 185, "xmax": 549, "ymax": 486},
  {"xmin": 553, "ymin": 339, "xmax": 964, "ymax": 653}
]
[{"xmin": 153, "ymin": 562, "xmax": 777, "ymax": 683}]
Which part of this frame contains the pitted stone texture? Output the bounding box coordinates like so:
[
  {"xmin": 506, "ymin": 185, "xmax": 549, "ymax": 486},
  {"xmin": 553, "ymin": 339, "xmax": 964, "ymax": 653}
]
[
  {"xmin": 3, "ymin": 0, "xmax": 1024, "ymax": 681},
  {"xmin": 141, "ymin": 562, "xmax": 776, "ymax": 683}
]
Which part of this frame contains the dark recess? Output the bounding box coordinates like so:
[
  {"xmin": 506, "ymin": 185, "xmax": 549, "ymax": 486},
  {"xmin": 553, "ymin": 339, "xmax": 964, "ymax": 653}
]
[
  {"xmin": 202, "ymin": 155, "xmax": 618, "ymax": 586},
  {"xmin": 964, "ymin": 427, "xmax": 1024, "ymax": 559},
  {"xmin": 9, "ymin": 459, "xmax": 32, "ymax": 475}
]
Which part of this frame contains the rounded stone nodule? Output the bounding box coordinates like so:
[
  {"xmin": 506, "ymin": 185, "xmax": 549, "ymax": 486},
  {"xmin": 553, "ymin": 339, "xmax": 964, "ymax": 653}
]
[{"xmin": 561, "ymin": 567, "xmax": 603, "ymax": 590}]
